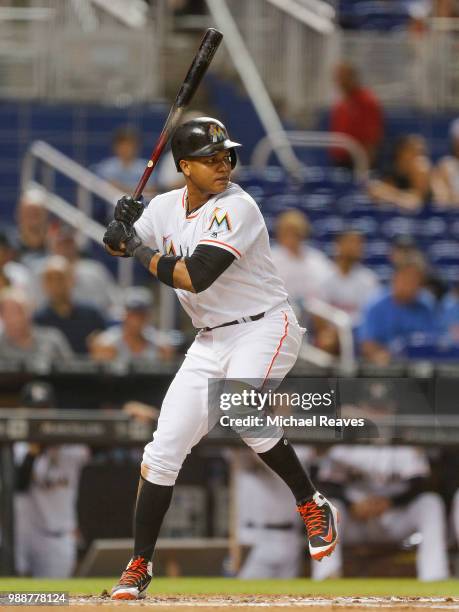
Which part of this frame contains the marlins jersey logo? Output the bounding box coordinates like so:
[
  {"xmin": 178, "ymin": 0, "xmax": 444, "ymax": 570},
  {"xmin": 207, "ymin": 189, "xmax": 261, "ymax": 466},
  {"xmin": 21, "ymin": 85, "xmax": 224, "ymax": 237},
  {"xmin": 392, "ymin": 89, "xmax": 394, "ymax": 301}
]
[
  {"xmin": 207, "ymin": 207, "xmax": 232, "ymax": 233},
  {"xmin": 209, "ymin": 123, "xmax": 226, "ymax": 143}
]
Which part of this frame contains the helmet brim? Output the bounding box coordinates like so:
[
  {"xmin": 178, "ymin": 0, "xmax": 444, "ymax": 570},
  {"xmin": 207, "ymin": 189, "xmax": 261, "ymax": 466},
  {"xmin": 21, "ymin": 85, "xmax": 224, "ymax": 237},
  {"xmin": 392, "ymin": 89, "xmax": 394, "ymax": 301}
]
[{"xmin": 176, "ymin": 140, "xmax": 241, "ymax": 171}]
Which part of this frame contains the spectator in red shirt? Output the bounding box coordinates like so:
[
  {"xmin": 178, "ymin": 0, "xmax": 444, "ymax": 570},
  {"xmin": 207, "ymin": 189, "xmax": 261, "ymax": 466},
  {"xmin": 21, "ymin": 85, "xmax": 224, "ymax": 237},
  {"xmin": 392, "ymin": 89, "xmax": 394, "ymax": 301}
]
[{"xmin": 330, "ymin": 62, "xmax": 383, "ymax": 168}]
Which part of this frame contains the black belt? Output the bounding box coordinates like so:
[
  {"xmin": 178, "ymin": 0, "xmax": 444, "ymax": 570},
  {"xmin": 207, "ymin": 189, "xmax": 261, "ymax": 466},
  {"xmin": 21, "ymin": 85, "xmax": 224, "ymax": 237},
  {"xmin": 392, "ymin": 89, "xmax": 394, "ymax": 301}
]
[
  {"xmin": 202, "ymin": 312, "xmax": 265, "ymax": 333},
  {"xmin": 246, "ymin": 521, "xmax": 294, "ymax": 531}
]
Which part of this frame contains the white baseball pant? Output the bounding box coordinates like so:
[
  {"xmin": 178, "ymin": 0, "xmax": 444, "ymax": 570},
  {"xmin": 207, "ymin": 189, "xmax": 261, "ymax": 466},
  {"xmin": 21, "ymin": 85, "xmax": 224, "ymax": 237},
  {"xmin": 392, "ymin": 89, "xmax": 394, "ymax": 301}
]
[
  {"xmin": 311, "ymin": 493, "xmax": 450, "ymax": 582},
  {"xmin": 452, "ymin": 489, "xmax": 459, "ymax": 546},
  {"xmin": 142, "ymin": 303, "xmax": 304, "ymax": 486}
]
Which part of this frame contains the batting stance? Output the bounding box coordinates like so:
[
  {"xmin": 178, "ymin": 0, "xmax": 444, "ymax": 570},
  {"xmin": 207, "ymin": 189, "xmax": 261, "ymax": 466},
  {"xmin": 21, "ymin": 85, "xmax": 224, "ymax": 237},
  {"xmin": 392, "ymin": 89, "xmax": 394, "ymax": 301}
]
[{"xmin": 104, "ymin": 117, "xmax": 339, "ymax": 600}]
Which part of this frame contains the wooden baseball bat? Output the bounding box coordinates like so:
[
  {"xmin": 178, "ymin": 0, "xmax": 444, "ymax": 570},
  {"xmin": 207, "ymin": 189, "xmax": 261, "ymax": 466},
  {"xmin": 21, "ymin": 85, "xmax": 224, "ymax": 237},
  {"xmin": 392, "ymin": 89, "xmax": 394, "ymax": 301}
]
[{"xmin": 132, "ymin": 28, "xmax": 224, "ymax": 201}]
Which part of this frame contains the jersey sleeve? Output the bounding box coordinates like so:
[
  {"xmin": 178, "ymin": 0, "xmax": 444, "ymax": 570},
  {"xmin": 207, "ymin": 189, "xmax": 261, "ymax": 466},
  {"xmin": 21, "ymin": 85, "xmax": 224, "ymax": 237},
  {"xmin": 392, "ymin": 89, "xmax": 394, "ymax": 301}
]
[
  {"xmin": 133, "ymin": 199, "xmax": 159, "ymax": 250},
  {"xmin": 198, "ymin": 198, "xmax": 263, "ymax": 259}
]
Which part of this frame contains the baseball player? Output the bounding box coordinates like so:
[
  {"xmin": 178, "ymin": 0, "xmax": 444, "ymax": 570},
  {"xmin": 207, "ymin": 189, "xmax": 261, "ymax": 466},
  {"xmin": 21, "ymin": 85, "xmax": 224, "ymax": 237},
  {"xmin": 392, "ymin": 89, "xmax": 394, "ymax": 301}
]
[
  {"xmin": 103, "ymin": 117, "xmax": 338, "ymax": 600},
  {"xmin": 312, "ymin": 445, "xmax": 449, "ymax": 581},
  {"xmin": 14, "ymin": 381, "xmax": 89, "ymax": 577}
]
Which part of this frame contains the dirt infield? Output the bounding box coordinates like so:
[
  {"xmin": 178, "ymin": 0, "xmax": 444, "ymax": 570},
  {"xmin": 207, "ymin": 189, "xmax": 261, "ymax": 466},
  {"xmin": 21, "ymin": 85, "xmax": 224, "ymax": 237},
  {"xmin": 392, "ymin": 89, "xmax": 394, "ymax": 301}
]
[{"xmin": 9, "ymin": 595, "xmax": 450, "ymax": 611}]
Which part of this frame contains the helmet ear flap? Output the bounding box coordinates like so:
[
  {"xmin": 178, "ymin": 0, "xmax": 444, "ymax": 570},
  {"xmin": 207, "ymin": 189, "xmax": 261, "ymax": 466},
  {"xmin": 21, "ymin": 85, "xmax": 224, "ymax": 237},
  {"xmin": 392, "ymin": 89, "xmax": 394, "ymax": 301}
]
[{"xmin": 230, "ymin": 148, "xmax": 237, "ymax": 169}]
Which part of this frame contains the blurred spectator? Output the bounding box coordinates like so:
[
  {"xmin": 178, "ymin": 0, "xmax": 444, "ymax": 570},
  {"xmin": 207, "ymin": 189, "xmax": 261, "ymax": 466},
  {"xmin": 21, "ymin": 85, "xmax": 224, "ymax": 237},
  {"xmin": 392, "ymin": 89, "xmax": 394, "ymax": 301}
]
[
  {"xmin": 314, "ymin": 231, "xmax": 380, "ymax": 355},
  {"xmin": 93, "ymin": 126, "xmax": 155, "ymax": 196},
  {"xmin": 34, "ymin": 256, "xmax": 106, "ymax": 355},
  {"xmin": 0, "ymin": 287, "xmax": 73, "ymax": 362},
  {"xmin": 359, "ymin": 256, "xmax": 435, "ymax": 364},
  {"xmin": 320, "ymin": 231, "xmax": 380, "ymax": 326},
  {"xmin": 90, "ymin": 287, "xmax": 175, "ymax": 363},
  {"xmin": 330, "ymin": 63, "xmax": 383, "ymax": 168},
  {"xmin": 16, "ymin": 186, "xmax": 49, "ymax": 265},
  {"xmin": 14, "ymin": 380, "xmax": 89, "ymax": 577},
  {"xmin": 434, "ymin": 117, "xmax": 459, "ymax": 207},
  {"xmin": 312, "ymin": 445, "xmax": 449, "ymax": 581},
  {"xmin": 389, "ymin": 236, "xmax": 447, "ymax": 302},
  {"xmin": 271, "ymin": 210, "xmax": 334, "ymax": 309},
  {"xmin": 389, "ymin": 235, "xmax": 420, "ymax": 268},
  {"xmin": 0, "ymin": 231, "xmax": 32, "ymax": 293},
  {"xmin": 440, "ymin": 286, "xmax": 459, "ymax": 342},
  {"xmin": 368, "ymin": 135, "xmax": 438, "ymax": 211},
  {"xmin": 48, "ymin": 224, "xmax": 118, "ymax": 312}
]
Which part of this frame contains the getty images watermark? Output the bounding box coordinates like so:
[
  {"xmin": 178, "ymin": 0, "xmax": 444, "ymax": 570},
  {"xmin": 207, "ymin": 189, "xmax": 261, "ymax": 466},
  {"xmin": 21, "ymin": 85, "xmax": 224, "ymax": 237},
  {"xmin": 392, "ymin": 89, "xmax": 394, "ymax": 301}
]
[{"xmin": 218, "ymin": 388, "xmax": 365, "ymax": 429}]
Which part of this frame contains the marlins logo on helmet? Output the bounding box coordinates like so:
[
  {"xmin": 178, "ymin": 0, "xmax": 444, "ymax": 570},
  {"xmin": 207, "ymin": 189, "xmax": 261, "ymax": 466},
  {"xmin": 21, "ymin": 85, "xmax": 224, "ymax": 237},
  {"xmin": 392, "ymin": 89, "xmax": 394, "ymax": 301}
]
[{"xmin": 209, "ymin": 123, "xmax": 226, "ymax": 143}]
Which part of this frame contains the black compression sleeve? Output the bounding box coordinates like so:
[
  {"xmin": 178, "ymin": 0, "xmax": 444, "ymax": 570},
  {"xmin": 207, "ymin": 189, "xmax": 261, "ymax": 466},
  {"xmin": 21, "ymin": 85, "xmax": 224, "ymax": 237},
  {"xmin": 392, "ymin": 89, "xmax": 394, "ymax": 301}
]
[
  {"xmin": 134, "ymin": 245, "xmax": 159, "ymax": 270},
  {"xmin": 184, "ymin": 244, "xmax": 235, "ymax": 293},
  {"xmin": 157, "ymin": 255, "xmax": 182, "ymax": 287}
]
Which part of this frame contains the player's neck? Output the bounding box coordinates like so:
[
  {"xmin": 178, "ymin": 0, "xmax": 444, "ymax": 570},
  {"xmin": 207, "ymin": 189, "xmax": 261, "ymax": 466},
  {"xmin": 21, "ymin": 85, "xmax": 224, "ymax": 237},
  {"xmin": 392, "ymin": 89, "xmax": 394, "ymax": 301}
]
[{"xmin": 185, "ymin": 183, "xmax": 213, "ymax": 213}]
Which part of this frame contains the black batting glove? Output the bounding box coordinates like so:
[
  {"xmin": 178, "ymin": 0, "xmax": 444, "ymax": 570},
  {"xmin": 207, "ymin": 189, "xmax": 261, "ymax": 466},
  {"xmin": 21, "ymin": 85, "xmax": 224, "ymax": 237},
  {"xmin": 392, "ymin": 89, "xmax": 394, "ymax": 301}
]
[
  {"xmin": 114, "ymin": 195, "xmax": 144, "ymax": 226},
  {"xmin": 103, "ymin": 220, "xmax": 141, "ymax": 256}
]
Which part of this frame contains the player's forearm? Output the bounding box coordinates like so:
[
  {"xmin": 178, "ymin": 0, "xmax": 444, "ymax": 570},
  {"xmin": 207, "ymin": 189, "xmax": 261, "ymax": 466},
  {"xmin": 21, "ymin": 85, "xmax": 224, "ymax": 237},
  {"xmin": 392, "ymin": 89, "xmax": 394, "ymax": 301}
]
[{"xmin": 146, "ymin": 254, "xmax": 196, "ymax": 292}]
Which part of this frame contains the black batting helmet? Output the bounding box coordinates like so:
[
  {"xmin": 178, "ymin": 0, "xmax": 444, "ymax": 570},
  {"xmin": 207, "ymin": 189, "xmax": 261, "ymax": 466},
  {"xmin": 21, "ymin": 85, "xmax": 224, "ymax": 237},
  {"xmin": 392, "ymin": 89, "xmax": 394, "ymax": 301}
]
[{"xmin": 171, "ymin": 117, "xmax": 241, "ymax": 172}]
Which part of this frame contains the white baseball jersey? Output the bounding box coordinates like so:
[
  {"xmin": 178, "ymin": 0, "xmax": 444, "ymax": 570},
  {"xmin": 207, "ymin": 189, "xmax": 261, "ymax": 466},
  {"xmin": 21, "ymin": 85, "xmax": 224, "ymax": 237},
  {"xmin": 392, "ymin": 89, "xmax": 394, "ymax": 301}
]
[
  {"xmin": 318, "ymin": 445, "xmax": 430, "ymax": 502},
  {"xmin": 135, "ymin": 183, "xmax": 288, "ymax": 329},
  {"xmin": 14, "ymin": 444, "xmax": 89, "ymax": 533}
]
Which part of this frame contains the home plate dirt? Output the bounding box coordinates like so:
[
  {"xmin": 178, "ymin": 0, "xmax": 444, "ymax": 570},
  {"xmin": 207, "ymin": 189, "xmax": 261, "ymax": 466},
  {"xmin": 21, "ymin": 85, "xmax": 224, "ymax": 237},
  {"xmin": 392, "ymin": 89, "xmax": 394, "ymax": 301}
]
[{"xmin": 50, "ymin": 595, "xmax": 459, "ymax": 611}]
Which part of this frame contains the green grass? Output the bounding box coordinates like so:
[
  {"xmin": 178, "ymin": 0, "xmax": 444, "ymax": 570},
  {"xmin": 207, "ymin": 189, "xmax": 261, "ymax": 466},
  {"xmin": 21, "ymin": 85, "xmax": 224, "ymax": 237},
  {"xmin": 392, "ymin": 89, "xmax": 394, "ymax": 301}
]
[{"xmin": 0, "ymin": 578, "xmax": 458, "ymax": 598}]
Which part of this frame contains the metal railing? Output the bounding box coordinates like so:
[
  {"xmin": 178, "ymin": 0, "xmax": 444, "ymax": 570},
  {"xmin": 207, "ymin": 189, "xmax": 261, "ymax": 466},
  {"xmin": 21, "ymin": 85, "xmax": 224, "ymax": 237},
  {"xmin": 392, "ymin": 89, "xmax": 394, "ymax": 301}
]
[
  {"xmin": 222, "ymin": 1, "xmax": 459, "ymax": 114},
  {"xmin": 20, "ymin": 141, "xmax": 134, "ymax": 287},
  {"xmin": 302, "ymin": 297, "xmax": 356, "ymax": 373},
  {"xmin": 21, "ymin": 140, "xmax": 178, "ymax": 330},
  {"xmin": 251, "ymin": 131, "xmax": 370, "ymax": 182},
  {"xmin": 0, "ymin": 0, "xmax": 164, "ymax": 102}
]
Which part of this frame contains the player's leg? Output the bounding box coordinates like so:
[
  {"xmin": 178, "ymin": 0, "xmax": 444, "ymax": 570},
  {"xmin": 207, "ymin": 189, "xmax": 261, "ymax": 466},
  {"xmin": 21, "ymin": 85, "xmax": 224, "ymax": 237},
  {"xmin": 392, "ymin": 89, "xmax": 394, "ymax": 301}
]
[
  {"xmin": 29, "ymin": 532, "xmax": 76, "ymax": 578},
  {"xmin": 452, "ymin": 489, "xmax": 459, "ymax": 547},
  {"xmin": 222, "ymin": 305, "xmax": 338, "ymax": 560},
  {"xmin": 112, "ymin": 333, "xmax": 223, "ymax": 599},
  {"xmin": 380, "ymin": 492, "xmax": 450, "ymax": 581}
]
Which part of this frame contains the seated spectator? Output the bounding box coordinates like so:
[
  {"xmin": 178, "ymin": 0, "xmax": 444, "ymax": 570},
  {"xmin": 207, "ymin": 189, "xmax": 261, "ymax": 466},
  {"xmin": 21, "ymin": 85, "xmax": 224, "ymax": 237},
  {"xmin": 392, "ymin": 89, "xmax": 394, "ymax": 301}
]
[
  {"xmin": 90, "ymin": 287, "xmax": 175, "ymax": 363},
  {"xmin": 330, "ymin": 62, "xmax": 383, "ymax": 168},
  {"xmin": 271, "ymin": 210, "xmax": 334, "ymax": 309},
  {"xmin": 34, "ymin": 256, "xmax": 106, "ymax": 355},
  {"xmin": 314, "ymin": 231, "xmax": 380, "ymax": 355},
  {"xmin": 312, "ymin": 445, "xmax": 449, "ymax": 581},
  {"xmin": 440, "ymin": 286, "xmax": 459, "ymax": 342},
  {"xmin": 0, "ymin": 231, "xmax": 32, "ymax": 294},
  {"xmin": 359, "ymin": 256, "xmax": 435, "ymax": 364},
  {"xmin": 0, "ymin": 287, "xmax": 72, "ymax": 362},
  {"xmin": 368, "ymin": 135, "xmax": 437, "ymax": 211},
  {"xmin": 390, "ymin": 236, "xmax": 447, "ymax": 302},
  {"xmin": 16, "ymin": 186, "xmax": 49, "ymax": 265},
  {"xmin": 48, "ymin": 224, "xmax": 118, "ymax": 312},
  {"xmin": 93, "ymin": 126, "xmax": 155, "ymax": 196},
  {"xmin": 434, "ymin": 117, "xmax": 459, "ymax": 207},
  {"xmin": 320, "ymin": 231, "xmax": 380, "ymax": 326}
]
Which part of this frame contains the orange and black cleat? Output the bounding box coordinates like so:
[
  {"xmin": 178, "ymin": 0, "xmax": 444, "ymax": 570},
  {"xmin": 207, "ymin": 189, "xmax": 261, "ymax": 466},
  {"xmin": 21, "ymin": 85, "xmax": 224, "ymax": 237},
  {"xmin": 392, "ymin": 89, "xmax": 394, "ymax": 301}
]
[
  {"xmin": 111, "ymin": 556, "xmax": 152, "ymax": 600},
  {"xmin": 297, "ymin": 491, "xmax": 339, "ymax": 561}
]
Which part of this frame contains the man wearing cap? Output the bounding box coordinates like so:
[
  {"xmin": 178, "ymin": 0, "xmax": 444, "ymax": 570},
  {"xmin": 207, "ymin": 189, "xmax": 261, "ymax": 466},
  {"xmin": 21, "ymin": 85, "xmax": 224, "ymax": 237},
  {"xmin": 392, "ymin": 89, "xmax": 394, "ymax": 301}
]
[
  {"xmin": 103, "ymin": 117, "xmax": 339, "ymax": 599},
  {"xmin": 90, "ymin": 287, "xmax": 175, "ymax": 362}
]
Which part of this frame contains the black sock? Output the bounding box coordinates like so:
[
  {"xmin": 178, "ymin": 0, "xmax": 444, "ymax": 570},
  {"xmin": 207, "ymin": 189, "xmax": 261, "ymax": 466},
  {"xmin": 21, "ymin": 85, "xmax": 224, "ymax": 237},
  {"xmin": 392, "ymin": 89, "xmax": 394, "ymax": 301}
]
[
  {"xmin": 257, "ymin": 438, "xmax": 315, "ymax": 504},
  {"xmin": 133, "ymin": 476, "xmax": 173, "ymax": 561}
]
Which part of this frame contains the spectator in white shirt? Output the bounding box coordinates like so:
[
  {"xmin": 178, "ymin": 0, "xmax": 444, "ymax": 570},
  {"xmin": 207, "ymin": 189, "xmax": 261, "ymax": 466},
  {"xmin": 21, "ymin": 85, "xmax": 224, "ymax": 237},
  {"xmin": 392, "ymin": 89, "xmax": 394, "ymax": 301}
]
[
  {"xmin": 271, "ymin": 210, "xmax": 334, "ymax": 309},
  {"xmin": 48, "ymin": 224, "xmax": 119, "ymax": 313},
  {"xmin": 320, "ymin": 231, "xmax": 380, "ymax": 327}
]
